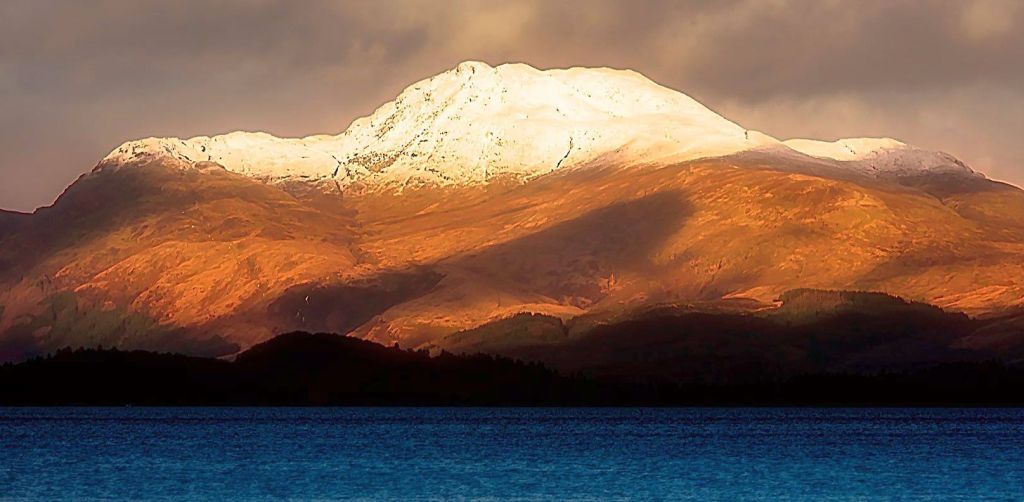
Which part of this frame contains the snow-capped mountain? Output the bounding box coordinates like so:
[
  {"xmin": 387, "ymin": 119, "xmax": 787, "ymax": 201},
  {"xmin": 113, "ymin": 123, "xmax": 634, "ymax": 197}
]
[
  {"xmin": 98, "ymin": 61, "xmax": 978, "ymax": 189},
  {"xmin": 2, "ymin": 61, "xmax": 1020, "ymax": 365}
]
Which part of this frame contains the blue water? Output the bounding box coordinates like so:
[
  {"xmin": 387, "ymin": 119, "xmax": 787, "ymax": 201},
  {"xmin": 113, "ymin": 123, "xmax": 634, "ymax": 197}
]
[{"xmin": 1, "ymin": 408, "xmax": 1022, "ymax": 500}]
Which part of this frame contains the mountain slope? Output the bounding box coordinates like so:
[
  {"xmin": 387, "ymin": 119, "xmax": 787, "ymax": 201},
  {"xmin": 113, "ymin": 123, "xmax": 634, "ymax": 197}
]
[
  {"xmin": 0, "ymin": 209, "xmax": 28, "ymax": 238},
  {"xmin": 0, "ymin": 159, "xmax": 362, "ymax": 358},
  {"xmin": 344, "ymin": 155, "xmax": 1024, "ymax": 347}
]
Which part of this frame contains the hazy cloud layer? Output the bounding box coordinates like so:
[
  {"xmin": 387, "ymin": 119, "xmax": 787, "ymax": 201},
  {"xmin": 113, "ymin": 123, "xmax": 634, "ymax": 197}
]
[{"xmin": 1, "ymin": 0, "xmax": 1021, "ymax": 210}]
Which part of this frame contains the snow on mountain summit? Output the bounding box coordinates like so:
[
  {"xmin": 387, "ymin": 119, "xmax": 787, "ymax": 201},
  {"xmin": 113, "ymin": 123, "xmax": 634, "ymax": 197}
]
[
  {"xmin": 98, "ymin": 61, "xmax": 979, "ymax": 187},
  {"xmin": 316, "ymin": 60, "xmax": 779, "ymax": 186}
]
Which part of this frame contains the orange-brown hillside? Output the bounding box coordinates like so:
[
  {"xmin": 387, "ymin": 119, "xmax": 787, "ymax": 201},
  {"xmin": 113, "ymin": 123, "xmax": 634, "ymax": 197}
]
[{"xmin": 2, "ymin": 152, "xmax": 1023, "ymax": 361}]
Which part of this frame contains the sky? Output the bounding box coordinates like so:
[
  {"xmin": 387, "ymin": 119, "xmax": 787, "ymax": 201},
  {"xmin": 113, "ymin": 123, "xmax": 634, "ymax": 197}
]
[{"xmin": 1, "ymin": 0, "xmax": 1022, "ymax": 211}]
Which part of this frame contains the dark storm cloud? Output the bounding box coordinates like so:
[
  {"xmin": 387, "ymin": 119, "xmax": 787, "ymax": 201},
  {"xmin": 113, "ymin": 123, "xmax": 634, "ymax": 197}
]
[{"xmin": 1, "ymin": 0, "xmax": 1022, "ymax": 211}]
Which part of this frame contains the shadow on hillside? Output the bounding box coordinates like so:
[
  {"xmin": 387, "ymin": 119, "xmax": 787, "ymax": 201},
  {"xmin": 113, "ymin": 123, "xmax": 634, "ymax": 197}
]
[
  {"xmin": 266, "ymin": 269, "xmax": 444, "ymax": 335},
  {"xmin": 447, "ymin": 290, "xmax": 985, "ymax": 384},
  {"xmin": 0, "ymin": 290, "xmax": 238, "ymax": 364},
  {"xmin": 448, "ymin": 190, "xmax": 692, "ymax": 304}
]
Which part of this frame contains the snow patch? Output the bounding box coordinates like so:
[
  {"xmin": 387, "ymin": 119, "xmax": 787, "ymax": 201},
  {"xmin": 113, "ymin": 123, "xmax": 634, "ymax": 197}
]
[{"xmin": 782, "ymin": 137, "xmax": 978, "ymax": 177}]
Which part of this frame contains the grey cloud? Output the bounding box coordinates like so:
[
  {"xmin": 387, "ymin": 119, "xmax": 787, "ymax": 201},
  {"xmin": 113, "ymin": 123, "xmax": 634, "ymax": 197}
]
[{"xmin": 1, "ymin": 0, "xmax": 1022, "ymax": 211}]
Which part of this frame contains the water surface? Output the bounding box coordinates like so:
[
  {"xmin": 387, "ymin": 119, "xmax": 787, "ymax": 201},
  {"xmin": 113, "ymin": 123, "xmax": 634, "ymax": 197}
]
[{"xmin": 1, "ymin": 407, "xmax": 1022, "ymax": 500}]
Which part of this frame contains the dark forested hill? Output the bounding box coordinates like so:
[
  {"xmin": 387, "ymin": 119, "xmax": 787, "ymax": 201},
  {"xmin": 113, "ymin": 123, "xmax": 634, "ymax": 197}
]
[
  {"xmin": 0, "ymin": 332, "xmax": 606, "ymax": 405},
  {"xmin": 4, "ymin": 330, "xmax": 1024, "ymax": 406}
]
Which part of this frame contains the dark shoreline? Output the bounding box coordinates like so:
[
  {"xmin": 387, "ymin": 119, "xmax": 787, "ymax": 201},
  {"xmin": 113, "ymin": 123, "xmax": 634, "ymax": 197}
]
[{"xmin": 3, "ymin": 332, "xmax": 1024, "ymax": 407}]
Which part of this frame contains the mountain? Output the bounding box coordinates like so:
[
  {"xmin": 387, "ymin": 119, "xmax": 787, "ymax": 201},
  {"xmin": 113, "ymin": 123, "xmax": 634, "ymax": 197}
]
[{"xmin": 1, "ymin": 61, "xmax": 1023, "ymax": 363}]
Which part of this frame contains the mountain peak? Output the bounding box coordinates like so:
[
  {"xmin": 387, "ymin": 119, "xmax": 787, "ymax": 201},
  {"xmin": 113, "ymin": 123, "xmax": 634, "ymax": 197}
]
[
  {"xmin": 454, "ymin": 60, "xmax": 492, "ymax": 72},
  {"xmin": 321, "ymin": 60, "xmax": 772, "ymax": 184}
]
